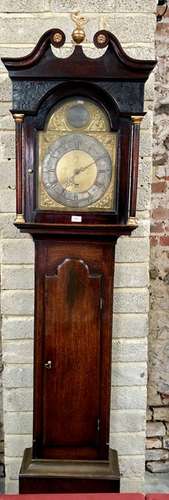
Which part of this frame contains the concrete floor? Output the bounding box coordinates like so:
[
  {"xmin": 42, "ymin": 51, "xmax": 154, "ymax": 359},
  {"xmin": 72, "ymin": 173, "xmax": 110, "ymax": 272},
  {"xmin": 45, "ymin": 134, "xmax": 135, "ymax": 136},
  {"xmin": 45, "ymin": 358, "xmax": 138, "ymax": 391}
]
[{"xmin": 145, "ymin": 472, "xmax": 169, "ymax": 493}]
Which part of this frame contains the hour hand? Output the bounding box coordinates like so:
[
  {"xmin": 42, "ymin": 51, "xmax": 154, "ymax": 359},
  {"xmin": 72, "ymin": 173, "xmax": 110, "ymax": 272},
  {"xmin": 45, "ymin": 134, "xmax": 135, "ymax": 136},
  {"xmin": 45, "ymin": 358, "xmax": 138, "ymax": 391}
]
[
  {"xmin": 63, "ymin": 175, "xmax": 79, "ymax": 190},
  {"xmin": 73, "ymin": 154, "xmax": 106, "ymax": 177},
  {"xmin": 73, "ymin": 161, "xmax": 94, "ymax": 178}
]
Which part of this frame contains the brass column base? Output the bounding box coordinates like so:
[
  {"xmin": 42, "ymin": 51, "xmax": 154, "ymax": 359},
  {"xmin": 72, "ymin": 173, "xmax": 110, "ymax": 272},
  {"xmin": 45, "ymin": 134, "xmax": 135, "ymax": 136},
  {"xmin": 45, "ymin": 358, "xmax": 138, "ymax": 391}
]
[{"xmin": 127, "ymin": 216, "xmax": 138, "ymax": 227}]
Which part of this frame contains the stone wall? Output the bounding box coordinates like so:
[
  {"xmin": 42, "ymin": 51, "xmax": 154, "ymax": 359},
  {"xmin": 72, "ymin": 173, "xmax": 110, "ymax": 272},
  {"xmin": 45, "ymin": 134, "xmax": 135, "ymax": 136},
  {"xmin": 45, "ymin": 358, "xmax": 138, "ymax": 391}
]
[
  {"xmin": 0, "ymin": 0, "xmax": 156, "ymax": 493},
  {"xmin": 146, "ymin": 9, "xmax": 169, "ymax": 473}
]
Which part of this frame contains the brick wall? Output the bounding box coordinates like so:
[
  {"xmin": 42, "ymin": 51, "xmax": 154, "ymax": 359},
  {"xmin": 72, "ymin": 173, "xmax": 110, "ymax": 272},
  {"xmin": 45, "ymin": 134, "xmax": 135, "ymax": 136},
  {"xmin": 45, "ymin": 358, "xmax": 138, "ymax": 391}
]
[
  {"xmin": 0, "ymin": 0, "xmax": 156, "ymax": 493},
  {"xmin": 146, "ymin": 9, "xmax": 169, "ymax": 473}
]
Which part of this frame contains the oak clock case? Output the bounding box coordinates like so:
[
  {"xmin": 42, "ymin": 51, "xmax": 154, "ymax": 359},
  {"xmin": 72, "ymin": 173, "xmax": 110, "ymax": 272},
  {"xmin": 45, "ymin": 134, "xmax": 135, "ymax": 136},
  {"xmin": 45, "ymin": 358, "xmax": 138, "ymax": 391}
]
[{"xmin": 2, "ymin": 27, "xmax": 156, "ymax": 494}]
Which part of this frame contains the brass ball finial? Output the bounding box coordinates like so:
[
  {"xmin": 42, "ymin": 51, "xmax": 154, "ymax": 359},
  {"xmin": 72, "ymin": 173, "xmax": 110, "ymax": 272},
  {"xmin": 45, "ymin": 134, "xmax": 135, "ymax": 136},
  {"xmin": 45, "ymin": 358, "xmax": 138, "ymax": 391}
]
[
  {"xmin": 71, "ymin": 12, "xmax": 88, "ymax": 44},
  {"xmin": 50, "ymin": 29, "xmax": 65, "ymax": 48}
]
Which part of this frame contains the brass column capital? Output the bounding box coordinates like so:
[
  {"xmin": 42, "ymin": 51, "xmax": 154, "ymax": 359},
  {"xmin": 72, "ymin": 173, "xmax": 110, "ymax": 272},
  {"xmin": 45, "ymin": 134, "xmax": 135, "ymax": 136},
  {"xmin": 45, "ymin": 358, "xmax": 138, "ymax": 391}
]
[
  {"xmin": 131, "ymin": 115, "xmax": 143, "ymax": 125},
  {"xmin": 13, "ymin": 113, "xmax": 25, "ymax": 123}
]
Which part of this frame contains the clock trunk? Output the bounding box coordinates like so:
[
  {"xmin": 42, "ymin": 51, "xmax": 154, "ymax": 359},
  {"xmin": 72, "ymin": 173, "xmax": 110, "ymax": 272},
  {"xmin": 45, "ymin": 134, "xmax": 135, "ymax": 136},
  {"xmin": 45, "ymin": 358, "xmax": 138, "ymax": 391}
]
[{"xmin": 33, "ymin": 238, "xmax": 115, "ymax": 462}]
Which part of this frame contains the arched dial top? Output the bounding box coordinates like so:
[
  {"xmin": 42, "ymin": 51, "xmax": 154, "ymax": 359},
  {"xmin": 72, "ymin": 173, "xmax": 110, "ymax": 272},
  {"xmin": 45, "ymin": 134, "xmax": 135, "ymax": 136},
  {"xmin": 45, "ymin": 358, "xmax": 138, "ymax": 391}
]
[{"xmin": 38, "ymin": 97, "xmax": 117, "ymax": 211}]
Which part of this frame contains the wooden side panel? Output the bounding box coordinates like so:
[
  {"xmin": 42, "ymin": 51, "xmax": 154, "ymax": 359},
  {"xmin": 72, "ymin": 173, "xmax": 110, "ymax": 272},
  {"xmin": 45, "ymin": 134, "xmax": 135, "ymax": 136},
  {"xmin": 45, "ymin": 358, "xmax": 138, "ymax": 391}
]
[{"xmin": 43, "ymin": 258, "xmax": 102, "ymax": 456}]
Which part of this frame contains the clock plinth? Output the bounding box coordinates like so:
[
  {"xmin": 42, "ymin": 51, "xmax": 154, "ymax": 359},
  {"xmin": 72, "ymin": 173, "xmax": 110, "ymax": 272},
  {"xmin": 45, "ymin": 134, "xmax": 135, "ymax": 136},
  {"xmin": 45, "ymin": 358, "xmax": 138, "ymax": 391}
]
[
  {"xmin": 19, "ymin": 448, "xmax": 120, "ymax": 494},
  {"xmin": 2, "ymin": 26, "xmax": 156, "ymax": 494}
]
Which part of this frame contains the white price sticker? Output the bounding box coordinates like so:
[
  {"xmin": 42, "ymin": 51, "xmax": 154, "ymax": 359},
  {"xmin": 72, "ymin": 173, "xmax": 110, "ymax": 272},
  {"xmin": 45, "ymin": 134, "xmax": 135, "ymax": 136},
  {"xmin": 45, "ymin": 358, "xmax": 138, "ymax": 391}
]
[{"xmin": 71, "ymin": 215, "xmax": 82, "ymax": 223}]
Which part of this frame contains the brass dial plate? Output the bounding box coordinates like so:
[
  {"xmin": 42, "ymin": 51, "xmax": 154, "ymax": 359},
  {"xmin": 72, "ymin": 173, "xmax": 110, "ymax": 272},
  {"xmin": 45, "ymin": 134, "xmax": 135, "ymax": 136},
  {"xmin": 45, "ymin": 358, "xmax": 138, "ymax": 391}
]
[
  {"xmin": 38, "ymin": 98, "xmax": 117, "ymax": 211},
  {"xmin": 42, "ymin": 133, "xmax": 112, "ymax": 209}
]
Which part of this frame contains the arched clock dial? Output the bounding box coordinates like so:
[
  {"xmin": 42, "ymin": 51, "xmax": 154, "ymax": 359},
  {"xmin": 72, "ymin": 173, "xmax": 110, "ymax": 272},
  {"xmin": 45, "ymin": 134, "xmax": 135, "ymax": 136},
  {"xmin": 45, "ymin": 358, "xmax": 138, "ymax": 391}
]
[{"xmin": 42, "ymin": 133, "xmax": 112, "ymax": 208}]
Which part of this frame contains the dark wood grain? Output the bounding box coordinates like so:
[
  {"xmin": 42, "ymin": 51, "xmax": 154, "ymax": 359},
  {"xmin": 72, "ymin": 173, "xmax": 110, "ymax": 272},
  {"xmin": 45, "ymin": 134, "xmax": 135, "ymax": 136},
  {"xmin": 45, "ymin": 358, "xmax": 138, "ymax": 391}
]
[
  {"xmin": 2, "ymin": 29, "xmax": 156, "ymax": 81},
  {"xmin": 16, "ymin": 222, "xmax": 137, "ymax": 237},
  {"xmin": 20, "ymin": 478, "xmax": 120, "ymax": 494},
  {"xmin": 33, "ymin": 239, "xmax": 115, "ymax": 461},
  {"xmin": 19, "ymin": 447, "xmax": 120, "ymax": 493},
  {"xmin": 43, "ymin": 258, "xmax": 102, "ymax": 458}
]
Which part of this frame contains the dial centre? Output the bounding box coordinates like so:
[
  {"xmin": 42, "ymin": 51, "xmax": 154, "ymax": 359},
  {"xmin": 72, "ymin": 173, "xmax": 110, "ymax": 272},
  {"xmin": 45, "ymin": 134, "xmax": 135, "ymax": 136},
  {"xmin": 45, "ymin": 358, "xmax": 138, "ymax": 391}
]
[{"xmin": 56, "ymin": 150, "xmax": 97, "ymax": 193}]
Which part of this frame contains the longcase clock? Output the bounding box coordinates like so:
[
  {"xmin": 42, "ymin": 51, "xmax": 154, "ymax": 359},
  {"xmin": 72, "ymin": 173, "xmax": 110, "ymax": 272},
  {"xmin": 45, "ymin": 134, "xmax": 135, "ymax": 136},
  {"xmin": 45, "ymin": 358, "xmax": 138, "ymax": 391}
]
[{"xmin": 2, "ymin": 23, "xmax": 156, "ymax": 494}]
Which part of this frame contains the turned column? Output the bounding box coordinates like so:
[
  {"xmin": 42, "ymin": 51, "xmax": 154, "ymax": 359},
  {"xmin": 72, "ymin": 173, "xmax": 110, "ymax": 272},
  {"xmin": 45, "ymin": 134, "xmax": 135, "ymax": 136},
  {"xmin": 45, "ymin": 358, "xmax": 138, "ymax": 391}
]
[
  {"xmin": 128, "ymin": 115, "xmax": 143, "ymax": 225},
  {"xmin": 13, "ymin": 113, "xmax": 25, "ymax": 223}
]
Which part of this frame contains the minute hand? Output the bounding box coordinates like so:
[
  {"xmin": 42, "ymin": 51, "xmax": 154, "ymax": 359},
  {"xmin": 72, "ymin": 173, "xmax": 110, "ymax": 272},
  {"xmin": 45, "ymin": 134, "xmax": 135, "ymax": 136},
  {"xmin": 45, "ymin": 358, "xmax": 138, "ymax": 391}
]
[{"xmin": 72, "ymin": 154, "xmax": 107, "ymax": 181}]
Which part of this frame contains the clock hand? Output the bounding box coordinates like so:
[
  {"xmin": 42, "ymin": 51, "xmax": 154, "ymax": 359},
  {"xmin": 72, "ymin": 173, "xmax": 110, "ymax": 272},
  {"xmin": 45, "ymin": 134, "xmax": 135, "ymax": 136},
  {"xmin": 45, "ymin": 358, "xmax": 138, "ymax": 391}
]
[
  {"xmin": 62, "ymin": 166, "xmax": 88, "ymax": 188},
  {"xmin": 63, "ymin": 162, "xmax": 94, "ymax": 188},
  {"xmin": 71, "ymin": 153, "xmax": 107, "ymax": 180},
  {"xmin": 63, "ymin": 153, "xmax": 108, "ymax": 189}
]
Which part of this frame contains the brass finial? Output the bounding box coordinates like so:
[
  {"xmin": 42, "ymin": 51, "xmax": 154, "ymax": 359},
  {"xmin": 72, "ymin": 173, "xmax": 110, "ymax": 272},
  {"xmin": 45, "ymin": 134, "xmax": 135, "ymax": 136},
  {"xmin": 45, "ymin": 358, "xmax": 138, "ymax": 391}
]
[
  {"xmin": 50, "ymin": 29, "xmax": 65, "ymax": 48},
  {"xmin": 53, "ymin": 32, "xmax": 62, "ymax": 44},
  {"xmin": 71, "ymin": 12, "xmax": 88, "ymax": 44}
]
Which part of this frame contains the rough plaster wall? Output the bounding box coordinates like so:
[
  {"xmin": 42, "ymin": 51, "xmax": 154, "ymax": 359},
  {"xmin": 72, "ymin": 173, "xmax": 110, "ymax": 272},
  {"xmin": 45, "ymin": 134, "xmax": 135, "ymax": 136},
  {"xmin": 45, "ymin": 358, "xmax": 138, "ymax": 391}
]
[
  {"xmin": 0, "ymin": 0, "xmax": 156, "ymax": 493},
  {"xmin": 146, "ymin": 10, "xmax": 169, "ymax": 473}
]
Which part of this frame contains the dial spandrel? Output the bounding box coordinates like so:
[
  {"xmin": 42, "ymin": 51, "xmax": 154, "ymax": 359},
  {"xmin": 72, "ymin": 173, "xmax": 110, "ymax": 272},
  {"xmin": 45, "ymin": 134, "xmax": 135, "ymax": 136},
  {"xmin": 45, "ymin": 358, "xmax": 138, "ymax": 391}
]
[{"xmin": 38, "ymin": 97, "xmax": 117, "ymax": 211}]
